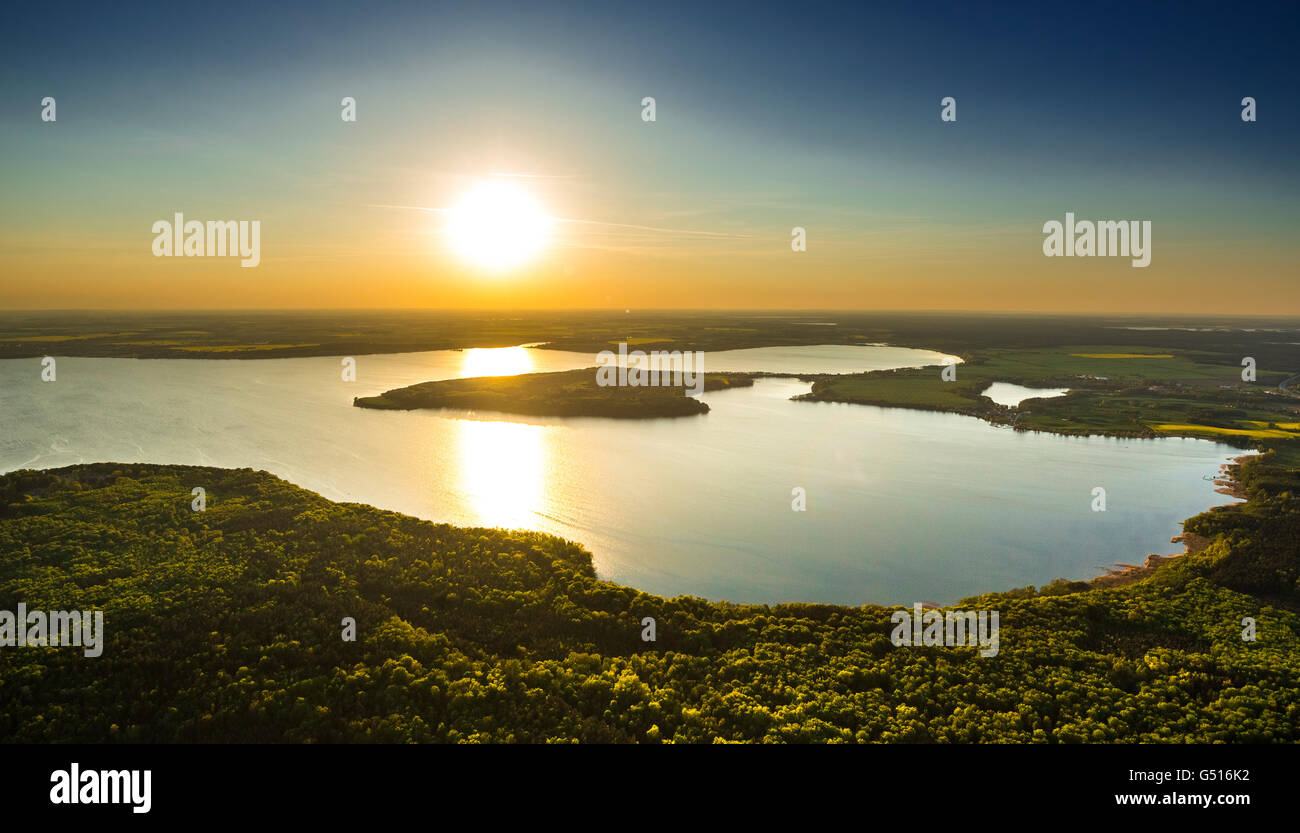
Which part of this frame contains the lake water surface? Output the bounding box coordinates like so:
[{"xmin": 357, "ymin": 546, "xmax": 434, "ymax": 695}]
[
  {"xmin": 0, "ymin": 345, "xmax": 1244, "ymax": 605},
  {"xmin": 982, "ymin": 382, "xmax": 1071, "ymax": 407}
]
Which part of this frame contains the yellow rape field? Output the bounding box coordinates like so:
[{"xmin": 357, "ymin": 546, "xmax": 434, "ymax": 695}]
[{"xmin": 1151, "ymin": 423, "xmax": 1299, "ymax": 439}]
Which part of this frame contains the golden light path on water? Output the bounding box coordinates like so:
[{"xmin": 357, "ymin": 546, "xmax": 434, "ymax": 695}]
[
  {"xmin": 459, "ymin": 345, "xmax": 534, "ymax": 378},
  {"xmin": 455, "ymin": 419, "xmax": 549, "ymax": 529},
  {"xmin": 454, "ymin": 346, "xmax": 549, "ymax": 528}
]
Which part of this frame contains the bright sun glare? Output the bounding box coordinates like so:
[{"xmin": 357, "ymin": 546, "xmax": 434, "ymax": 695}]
[{"xmin": 445, "ymin": 181, "xmax": 551, "ymax": 271}]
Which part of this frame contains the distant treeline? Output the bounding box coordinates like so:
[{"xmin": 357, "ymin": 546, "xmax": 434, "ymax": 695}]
[{"xmin": 3, "ymin": 310, "xmax": 1298, "ymax": 368}]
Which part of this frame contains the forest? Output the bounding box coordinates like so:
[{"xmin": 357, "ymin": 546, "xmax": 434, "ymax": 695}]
[
  {"xmin": 1, "ymin": 456, "xmax": 1296, "ymax": 743},
  {"xmin": 354, "ymin": 368, "xmax": 752, "ymax": 418}
]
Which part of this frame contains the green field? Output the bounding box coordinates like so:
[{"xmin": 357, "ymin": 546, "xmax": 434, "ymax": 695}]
[
  {"xmin": 4, "ymin": 311, "xmax": 1298, "ymax": 368},
  {"xmin": 801, "ymin": 344, "xmax": 1300, "ymax": 451}
]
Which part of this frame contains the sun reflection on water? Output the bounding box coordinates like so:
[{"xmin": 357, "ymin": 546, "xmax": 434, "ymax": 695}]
[
  {"xmin": 461, "ymin": 346, "xmax": 534, "ymax": 378},
  {"xmin": 455, "ymin": 418, "xmax": 549, "ymax": 529}
]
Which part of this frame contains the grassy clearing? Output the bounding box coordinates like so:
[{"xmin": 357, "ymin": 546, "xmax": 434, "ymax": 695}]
[{"xmin": 971, "ymin": 347, "xmax": 1236, "ymax": 384}]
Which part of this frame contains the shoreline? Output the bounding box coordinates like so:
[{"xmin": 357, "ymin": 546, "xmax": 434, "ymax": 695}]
[
  {"xmin": 0, "ymin": 449, "xmax": 1271, "ymax": 608},
  {"xmin": 3, "ymin": 342, "xmax": 1285, "ymax": 606},
  {"xmin": 1087, "ymin": 453, "xmax": 1255, "ymax": 589}
]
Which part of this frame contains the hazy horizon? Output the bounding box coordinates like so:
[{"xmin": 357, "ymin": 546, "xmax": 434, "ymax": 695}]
[{"xmin": 5, "ymin": 308, "xmax": 1300, "ymax": 319}]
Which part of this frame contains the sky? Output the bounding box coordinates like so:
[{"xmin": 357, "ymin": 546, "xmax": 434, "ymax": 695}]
[{"xmin": 1, "ymin": 0, "xmax": 1297, "ymax": 313}]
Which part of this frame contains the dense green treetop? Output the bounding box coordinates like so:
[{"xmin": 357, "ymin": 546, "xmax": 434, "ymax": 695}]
[{"xmin": 1, "ymin": 458, "xmax": 1297, "ymax": 743}]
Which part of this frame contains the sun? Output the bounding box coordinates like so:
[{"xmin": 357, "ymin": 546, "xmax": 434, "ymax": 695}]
[{"xmin": 445, "ymin": 180, "xmax": 551, "ymax": 271}]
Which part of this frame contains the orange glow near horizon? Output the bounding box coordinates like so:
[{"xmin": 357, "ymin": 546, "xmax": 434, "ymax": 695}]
[{"xmin": 3, "ymin": 161, "xmax": 1297, "ymax": 315}]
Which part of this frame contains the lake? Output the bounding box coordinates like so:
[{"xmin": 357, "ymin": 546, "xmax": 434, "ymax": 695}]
[
  {"xmin": 982, "ymin": 382, "xmax": 1071, "ymax": 407},
  {"xmin": 0, "ymin": 345, "xmax": 1244, "ymax": 605}
]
